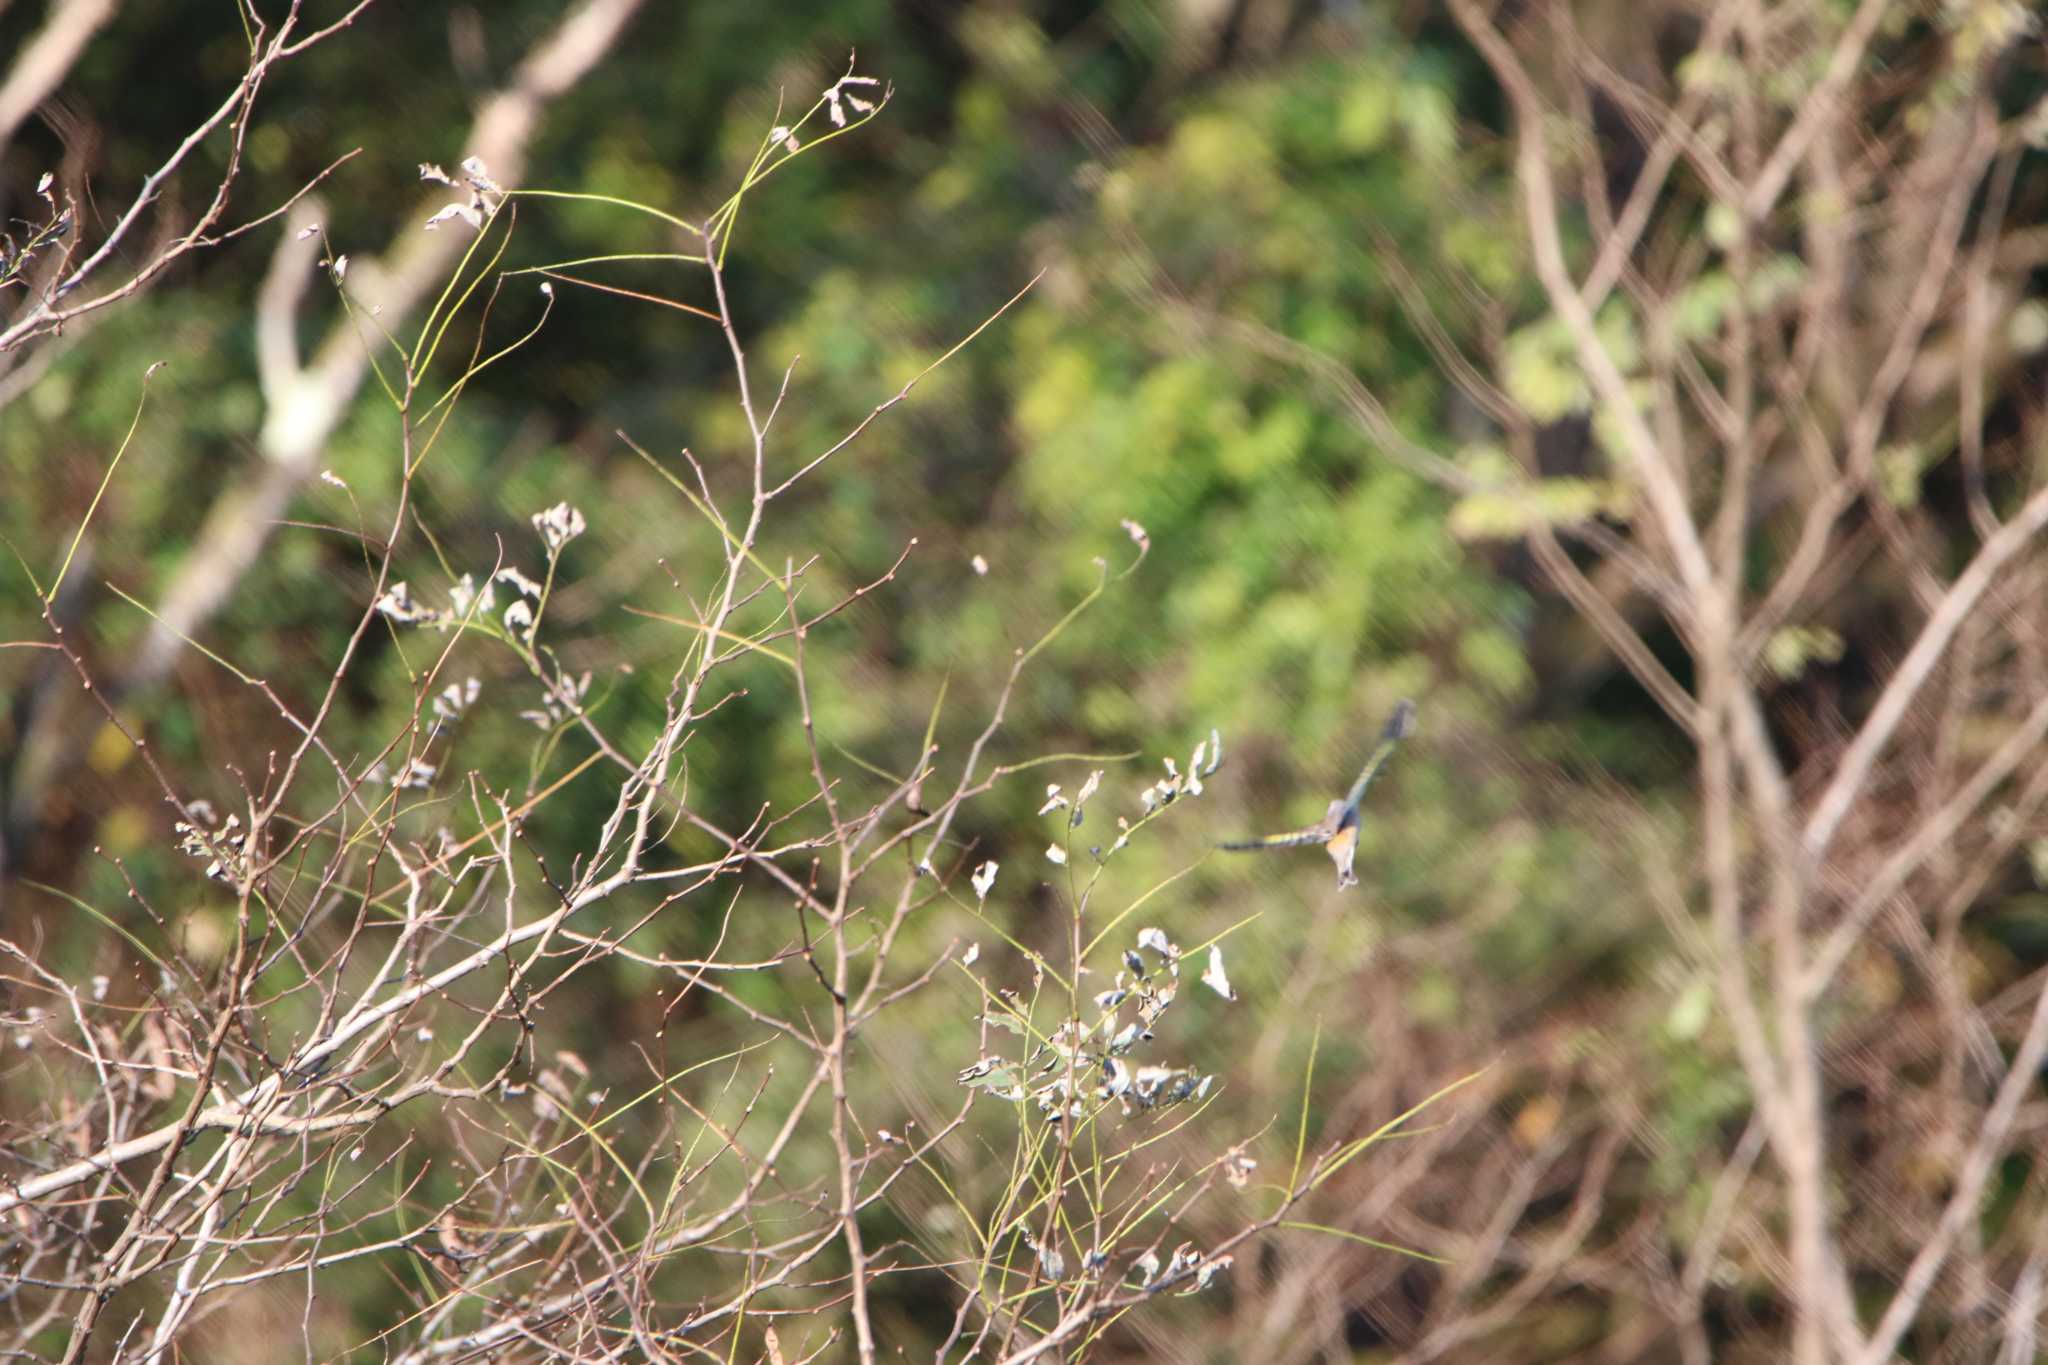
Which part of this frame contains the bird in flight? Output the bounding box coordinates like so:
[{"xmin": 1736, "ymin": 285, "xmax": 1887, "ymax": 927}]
[{"xmin": 1221, "ymin": 699, "xmax": 1416, "ymax": 889}]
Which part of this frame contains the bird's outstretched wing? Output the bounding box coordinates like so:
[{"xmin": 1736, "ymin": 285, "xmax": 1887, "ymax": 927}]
[
  {"xmin": 1220, "ymin": 798, "xmax": 1345, "ymax": 852},
  {"xmin": 1340, "ymin": 699, "xmax": 1416, "ymax": 814}
]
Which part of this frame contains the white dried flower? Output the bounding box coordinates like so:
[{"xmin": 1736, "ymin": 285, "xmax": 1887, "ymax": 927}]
[
  {"xmin": 532, "ymin": 501, "xmax": 586, "ymax": 552},
  {"xmin": 374, "ymin": 582, "xmax": 436, "ymax": 625},
  {"xmin": 448, "ymin": 573, "xmax": 495, "ymax": 619},
  {"xmin": 496, "ymin": 565, "xmax": 543, "ymax": 599},
  {"xmin": 971, "ymin": 861, "xmax": 998, "ymax": 900},
  {"xmin": 388, "ymin": 758, "xmax": 438, "ymax": 790},
  {"xmin": 423, "ymin": 202, "xmax": 482, "ymax": 232},
  {"xmin": 823, "ymin": 64, "xmax": 883, "ymax": 127},
  {"xmin": 432, "ymin": 677, "xmax": 481, "ymax": 724},
  {"xmin": 1071, "ymin": 769, "xmax": 1102, "ymax": 825},
  {"xmin": 460, "ymin": 156, "xmax": 499, "ymax": 193},
  {"xmin": 1045, "ymin": 844, "xmax": 1068, "ymax": 867},
  {"xmin": 1201, "ymin": 945, "xmax": 1236, "ymax": 1001}
]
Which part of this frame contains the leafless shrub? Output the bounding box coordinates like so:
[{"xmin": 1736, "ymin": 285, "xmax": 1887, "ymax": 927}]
[{"xmin": 0, "ymin": 66, "xmax": 1459, "ymax": 1363}]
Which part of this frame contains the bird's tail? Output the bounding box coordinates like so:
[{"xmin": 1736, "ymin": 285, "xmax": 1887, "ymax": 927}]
[{"xmin": 1218, "ymin": 829, "xmax": 1327, "ymax": 852}]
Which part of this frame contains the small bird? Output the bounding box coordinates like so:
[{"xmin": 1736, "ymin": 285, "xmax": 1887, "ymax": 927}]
[{"xmin": 1221, "ymin": 699, "xmax": 1416, "ymax": 888}]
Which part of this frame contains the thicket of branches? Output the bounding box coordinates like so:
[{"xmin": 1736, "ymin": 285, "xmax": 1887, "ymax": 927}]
[{"xmin": 0, "ymin": 20, "xmax": 1459, "ymax": 1362}]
